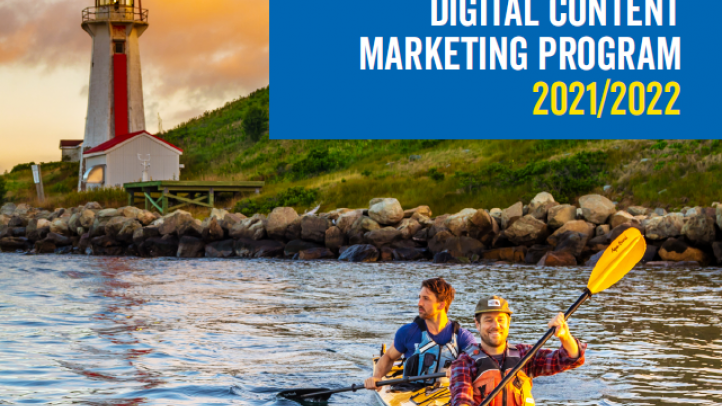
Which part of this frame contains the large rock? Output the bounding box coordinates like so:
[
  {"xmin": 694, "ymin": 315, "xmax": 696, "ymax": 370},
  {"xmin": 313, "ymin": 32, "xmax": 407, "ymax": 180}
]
[
  {"xmin": 579, "ymin": 194, "xmax": 616, "ymax": 225},
  {"xmin": 368, "ymin": 198, "xmax": 404, "ymax": 225},
  {"xmin": 78, "ymin": 209, "xmax": 97, "ymax": 228},
  {"xmin": 267, "ymin": 207, "xmax": 298, "ymax": 240},
  {"xmin": 44, "ymin": 232, "xmax": 73, "ymax": 247},
  {"xmin": 284, "ymin": 239, "xmax": 323, "ymax": 256},
  {"xmin": 537, "ymin": 251, "xmax": 577, "ymax": 266},
  {"xmin": 0, "ymin": 237, "xmax": 29, "ymax": 252},
  {"xmin": 527, "ymin": 192, "xmax": 558, "ymax": 220},
  {"xmin": 338, "ymin": 244, "xmax": 379, "ymax": 262},
  {"xmin": 626, "ymin": 206, "xmax": 649, "ymax": 216},
  {"xmin": 177, "ymin": 236, "xmax": 206, "ymax": 258},
  {"xmin": 713, "ymin": 241, "xmax": 722, "ymax": 265},
  {"xmin": 234, "ymin": 239, "xmax": 285, "ymax": 258},
  {"xmin": 348, "ymin": 216, "xmax": 381, "ymax": 245},
  {"xmin": 205, "ymin": 239, "xmax": 236, "ymax": 258},
  {"xmin": 298, "ymin": 247, "xmax": 336, "ymax": 260},
  {"xmin": 397, "ymin": 218, "xmax": 422, "ymax": 240},
  {"xmin": 392, "ymin": 248, "xmax": 424, "ymax": 261},
  {"xmin": 1, "ymin": 203, "xmax": 17, "ymax": 216},
  {"xmin": 553, "ymin": 231, "xmax": 587, "ymax": 259},
  {"xmin": 50, "ymin": 218, "xmax": 70, "ymax": 236},
  {"xmin": 681, "ymin": 215, "xmax": 716, "ymax": 245},
  {"xmin": 138, "ymin": 235, "xmax": 179, "ymax": 257},
  {"xmin": 429, "ymin": 231, "xmax": 484, "ymax": 258},
  {"xmin": 221, "ymin": 213, "xmax": 245, "ymax": 233},
  {"xmin": 482, "ymin": 247, "xmax": 527, "ymax": 263},
  {"xmin": 717, "ymin": 207, "xmax": 722, "ymax": 231},
  {"xmin": 469, "ymin": 209, "xmax": 496, "ymax": 239},
  {"xmin": 505, "ymin": 215, "xmax": 549, "ymax": 246},
  {"xmin": 325, "ymin": 226, "xmax": 345, "ymax": 252},
  {"xmin": 178, "ymin": 218, "xmax": 204, "ymax": 238},
  {"xmin": 501, "ymin": 202, "xmax": 523, "ymax": 229},
  {"xmin": 105, "ymin": 217, "xmax": 142, "ymax": 243},
  {"xmin": 157, "ymin": 210, "xmax": 195, "ymax": 236},
  {"xmin": 35, "ymin": 240, "xmax": 57, "ymax": 254},
  {"xmin": 659, "ymin": 238, "xmax": 707, "ymax": 263},
  {"xmin": 444, "ymin": 209, "xmax": 477, "ymax": 237},
  {"xmin": 608, "ymin": 223, "xmax": 645, "ymax": 243},
  {"xmin": 9, "ymin": 216, "xmax": 28, "ymax": 228},
  {"xmin": 547, "ymin": 220, "xmax": 594, "ymax": 247},
  {"xmin": 547, "ymin": 205, "xmax": 577, "ymax": 229},
  {"xmin": 0, "ymin": 215, "xmax": 10, "ymax": 226},
  {"xmin": 404, "ymin": 206, "xmax": 432, "ymax": 219},
  {"xmin": 230, "ymin": 214, "xmax": 268, "ymax": 240},
  {"xmin": 133, "ymin": 226, "xmax": 160, "ymax": 245},
  {"xmin": 644, "ymin": 215, "xmax": 684, "ymax": 240},
  {"xmin": 364, "ymin": 227, "xmax": 402, "ymax": 247},
  {"xmin": 337, "ymin": 209, "xmax": 363, "ymax": 234},
  {"xmin": 610, "ymin": 210, "xmax": 639, "ymax": 229},
  {"xmin": 284, "ymin": 216, "xmax": 303, "ymax": 241},
  {"xmin": 525, "ymin": 245, "xmax": 554, "ymax": 264},
  {"xmin": 201, "ymin": 217, "xmax": 225, "ymax": 242},
  {"xmin": 301, "ymin": 216, "xmax": 331, "ymax": 243}
]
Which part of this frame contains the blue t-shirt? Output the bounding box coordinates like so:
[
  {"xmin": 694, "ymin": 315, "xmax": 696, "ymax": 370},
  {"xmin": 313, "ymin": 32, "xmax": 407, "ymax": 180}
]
[{"xmin": 393, "ymin": 320, "xmax": 476, "ymax": 359}]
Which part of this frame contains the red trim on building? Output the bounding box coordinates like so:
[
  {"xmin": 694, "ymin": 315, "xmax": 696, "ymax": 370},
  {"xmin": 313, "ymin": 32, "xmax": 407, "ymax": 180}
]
[
  {"xmin": 112, "ymin": 54, "xmax": 129, "ymax": 137},
  {"xmin": 83, "ymin": 130, "xmax": 183, "ymax": 155}
]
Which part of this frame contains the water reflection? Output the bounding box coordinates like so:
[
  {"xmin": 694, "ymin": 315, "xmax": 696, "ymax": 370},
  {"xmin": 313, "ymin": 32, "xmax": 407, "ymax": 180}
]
[{"xmin": 0, "ymin": 254, "xmax": 720, "ymax": 405}]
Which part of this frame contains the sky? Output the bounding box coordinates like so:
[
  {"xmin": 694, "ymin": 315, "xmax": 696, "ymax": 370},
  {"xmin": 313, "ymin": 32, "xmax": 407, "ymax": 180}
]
[{"xmin": 0, "ymin": 0, "xmax": 269, "ymax": 173}]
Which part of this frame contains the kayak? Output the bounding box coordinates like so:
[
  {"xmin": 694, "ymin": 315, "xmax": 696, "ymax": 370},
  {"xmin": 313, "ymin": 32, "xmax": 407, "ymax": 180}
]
[{"xmin": 372, "ymin": 348, "xmax": 451, "ymax": 406}]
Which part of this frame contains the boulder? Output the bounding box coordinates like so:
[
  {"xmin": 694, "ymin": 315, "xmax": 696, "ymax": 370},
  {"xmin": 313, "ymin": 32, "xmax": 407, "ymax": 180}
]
[
  {"xmin": 537, "ymin": 251, "xmax": 577, "ymax": 266},
  {"xmin": 505, "ymin": 215, "xmax": 549, "ymax": 246},
  {"xmin": 469, "ymin": 209, "xmax": 496, "ymax": 239},
  {"xmin": 50, "ymin": 217, "xmax": 70, "ymax": 236},
  {"xmin": 713, "ymin": 241, "xmax": 722, "ymax": 265},
  {"xmin": 527, "ymin": 192, "xmax": 558, "ymax": 220},
  {"xmin": 404, "ymin": 206, "xmax": 432, "ymax": 219},
  {"xmin": 320, "ymin": 208, "xmax": 353, "ymax": 222},
  {"xmin": 525, "ymin": 245, "xmax": 554, "ymax": 264},
  {"xmin": 681, "ymin": 215, "xmax": 716, "ymax": 245},
  {"xmin": 337, "ymin": 209, "xmax": 363, "ymax": 234},
  {"xmin": 221, "ymin": 213, "xmax": 245, "ymax": 233},
  {"xmin": 412, "ymin": 228, "xmax": 430, "ymax": 243},
  {"xmin": 234, "ymin": 239, "xmax": 285, "ymax": 258},
  {"xmin": 644, "ymin": 215, "xmax": 684, "ymax": 240},
  {"xmin": 1, "ymin": 203, "xmax": 17, "ymax": 216},
  {"xmin": 348, "ymin": 216, "xmax": 381, "ymax": 245},
  {"xmin": 397, "ymin": 218, "xmax": 422, "ymax": 240},
  {"xmin": 178, "ymin": 218, "xmax": 204, "ymax": 238},
  {"xmin": 105, "ymin": 217, "xmax": 142, "ymax": 243},
  {"xmin": 35, "ymin": 240, "xmax": 57, "ymax": 254},
  {"xmin": 585, "ymin": 250, "xmax": 605, "ymax": 267},
  {"xmin": 626, "ymin": 206, "xmax": 649, "ymax": 216},
  {"xmin": 298, "ymin": 247, "xmax": 336, "ymax": 260},
  {"xmin": 201, "ymin": 217, "xmax": 225, "ymax": 242},
  {"xmin": 157, "ymin": 210, "xmax": 195, "ymax": 236},
  {"xmin": 547, "ymin": 220, "xmax": 594, "ymax": 247},
  {"xmin": 78, "ymin": 209, "xmax": 97, "ymax": 228},
  {"xmin": 610, "ymin": 210, "xmax": 639, "ymax": 228},
  {"xmin": 284, "ymin": 216, "xmax": 303, "ymax": 241},
  {"xmin": 45, "ymin": 232, "xmax": 73, "ymax": 247},
  {"xmin": 338, "ymin": 244, "xmax": 379, "ymax": 262},
  {"xmin": 596, "ymin": 224, "xmax": 611, "ymax": 236},
  {"xmin": 608, "ymin": 223, "xmax": 645, "ymax": 243},
  {"xmin": 230, "ymin": 214, "xmax": 268, "ymax": 240},
  {"xmin": 28, "ymin": 226, "xmax": 50, "ymax": 242},
  {"xmin": 553, "ymin": 231, "xmax": 587, "ymax": 259},
  {"xmin": 654, "ymin": 208, "xmax": 667, "ymax": 216},
  {"xmin": 177, "ymin": 236, "xmax": 206, "ymax": 258},
  {"xmin": 205, "ymin": 239, "xmax": 236, "ymax": 258},
  {"xmin": 579, "ymin": 194, "xmax": 616, "ymax": 225},
  {"xmin": 10, "ymin": 227, "xmax": 26, "ymax": 237},
  {"xmin": 547, "ymin": 205, "xmax": 577, "ymax": 229},
  {"xmin": 324, "ymin": 226, "xmax": 345, "ymax": 252},
  {"xmin": 138, "ymin": 235, "xmax": 179, "ymax": 257},
  {"xmin": 0, "ymin": 237, "xmax": 29, "ymax": 252},
  {"xmin": 482, "ymin": 247, "xmax": 527, "ymax": 263},
  {"xmin": 659, "ymin": 238, "xmax": 707, "ymax": 263},
  {"xmin": 284, "ymin": 239, "xmax": 323, "ymax": 256},
  {"xmin": 368, "ymin": 198, "xmax": 404, "ymax": 225},
  {"xmin": 133, "ymin": 226, "xmax": 160, "ymax": 245},
  {"xmin": 84, "ymin": 202, "xmax": 103, "ymax": 211},
  {"xmin": 68, "ymin": 213, "xmax": 82, "ymax": 232},
  {"xmin": 412, "ymin": 212, "xmax": 434, "ymax": 227},
  {"xmin": 267, "ymin": 207, "xmax": 298, "ymax": 240},
  {"xmin": 642, "ymin": 245, "xmax": 659, "ymax": 263},
  {"xmin": 301, "ymin": 216, "xmax": 331, "ymax": 243},
  {"xmin": 444, "ymin": 208, "xmax": 478, "ymax": 236},
  {"xmin": 8, "ymin": 216, "xmax": 28, "ymax": 228},
  {"xmin": 0, "ymin": 215, "xmax": 9, "ymax": 226},
  {"xmin": 392, "ymin": 248, "xmax": 424, "ymax": 261},
  {"xmin": 97, "ymin": 208, "xmax": 119, "ymax": 218},
  {"xmin": 501, "ymin": 202, "xmax": 523, "ymax": 229},
  {"xmin": 210, "ymin": 208, "xmax": 229, "ymax": 220},
  {"xmin": 433, "ymin": 251, "xmax": 458, "ymax": 264},
  {"xmin": 428, "ymin": 215, "xmax": 450, "ymax": 238}
]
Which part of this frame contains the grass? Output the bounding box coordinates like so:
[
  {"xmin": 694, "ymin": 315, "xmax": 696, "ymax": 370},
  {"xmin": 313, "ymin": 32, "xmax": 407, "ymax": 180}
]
[{"xmin": 4, "ymin": 85, "xmax": 722, "ymax": 216}]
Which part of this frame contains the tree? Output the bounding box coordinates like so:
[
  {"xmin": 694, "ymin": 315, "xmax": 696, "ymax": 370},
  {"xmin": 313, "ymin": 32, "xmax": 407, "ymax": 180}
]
[{"xmin": 242, "ymin": 104, "xmax": 269, "ymax": 142}]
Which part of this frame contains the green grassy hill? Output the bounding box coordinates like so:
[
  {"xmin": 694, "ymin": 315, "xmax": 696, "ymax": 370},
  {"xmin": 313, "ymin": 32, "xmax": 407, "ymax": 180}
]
[{"xmin": 3, "ymin": 85, "xmax": 722, "ymax": 216}]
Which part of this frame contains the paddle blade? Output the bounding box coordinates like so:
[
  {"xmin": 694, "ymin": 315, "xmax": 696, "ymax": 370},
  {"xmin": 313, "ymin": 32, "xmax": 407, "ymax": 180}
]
[
  {"xmin": 587, "ymin": 227, "xmax": 646, "ymax": 294},
  {"xmin": 278, "ymin": 387, "xmax": 332, "ymax": 403}
]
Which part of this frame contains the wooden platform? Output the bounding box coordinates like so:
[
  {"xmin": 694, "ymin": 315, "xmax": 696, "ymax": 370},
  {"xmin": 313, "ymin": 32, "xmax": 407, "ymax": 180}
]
[{"xmin": 123, "ymin": 181, "xmax": 264, "ymax": 214}]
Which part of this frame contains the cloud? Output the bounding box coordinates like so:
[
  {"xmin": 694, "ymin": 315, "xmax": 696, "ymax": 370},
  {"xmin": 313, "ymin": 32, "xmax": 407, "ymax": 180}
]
[{"xmin": 0, "ymin": 0, "xmax": 269, "ymax": 103}]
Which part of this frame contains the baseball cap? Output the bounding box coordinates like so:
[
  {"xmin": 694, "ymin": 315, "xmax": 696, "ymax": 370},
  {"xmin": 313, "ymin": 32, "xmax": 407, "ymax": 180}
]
[{"xmin": 474, "ymin": 295, "xmax": 513, "ymax": 315}]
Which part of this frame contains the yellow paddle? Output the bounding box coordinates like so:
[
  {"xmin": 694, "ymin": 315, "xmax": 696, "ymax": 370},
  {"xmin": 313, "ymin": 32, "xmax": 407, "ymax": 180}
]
[{"xmin": 479, "ymin": 227, "xmax": 646, "ymax": 406}]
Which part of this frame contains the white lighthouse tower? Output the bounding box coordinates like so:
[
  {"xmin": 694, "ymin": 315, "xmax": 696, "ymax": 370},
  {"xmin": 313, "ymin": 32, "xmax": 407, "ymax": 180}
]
[{"xmin": 78, "ymin": 0, "xmax": 149, "ymax": 191}]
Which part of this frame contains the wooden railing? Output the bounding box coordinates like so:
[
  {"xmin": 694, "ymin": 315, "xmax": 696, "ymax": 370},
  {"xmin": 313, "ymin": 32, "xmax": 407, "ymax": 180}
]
[{"xmin": 82, "ymin": 6, "xmax": 148, "ymax": 23}]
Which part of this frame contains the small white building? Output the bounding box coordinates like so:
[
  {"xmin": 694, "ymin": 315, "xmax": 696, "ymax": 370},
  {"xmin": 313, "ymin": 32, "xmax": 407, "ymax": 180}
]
[
  {"xmin": 60, "ymin": 140, "xmax": 83, "ymax": 162},
  {"xmin": 82, "ymin": 130, "xmax": 183, "ymax": 189}
]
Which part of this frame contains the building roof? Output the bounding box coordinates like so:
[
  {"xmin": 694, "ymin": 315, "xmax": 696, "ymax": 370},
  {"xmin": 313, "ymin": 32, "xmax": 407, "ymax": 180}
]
[
  {"xmin": 83, "ymin": 130, "xmax": 183, "ymax": 156},
  {"xmin": 60, "ymin": 140, "xmax": 83, "ymax": 148}
]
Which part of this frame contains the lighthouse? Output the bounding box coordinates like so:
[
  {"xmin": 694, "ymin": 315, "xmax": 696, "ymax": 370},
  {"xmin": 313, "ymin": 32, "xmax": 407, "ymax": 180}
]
[{"xmin": 78, "ymin": 0, "xmax": 149, "ymax": 191}]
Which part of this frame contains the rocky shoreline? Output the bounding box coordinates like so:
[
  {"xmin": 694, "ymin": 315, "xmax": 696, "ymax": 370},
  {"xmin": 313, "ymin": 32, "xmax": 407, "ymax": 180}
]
[{"xmin": 1, "ymin": 192, "xmax": 722, "ymax": 267}]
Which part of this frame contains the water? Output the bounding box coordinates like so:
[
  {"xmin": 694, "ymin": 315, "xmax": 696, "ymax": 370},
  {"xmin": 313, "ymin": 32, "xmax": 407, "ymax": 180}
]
[{"xmin": 0, "ymin": 254, "xmax": 721, "ymax": 405}]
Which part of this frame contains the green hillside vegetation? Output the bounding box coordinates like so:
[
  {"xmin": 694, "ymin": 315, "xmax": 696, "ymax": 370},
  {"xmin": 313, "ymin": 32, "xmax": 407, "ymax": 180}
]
[{"xmin": 3, "ymin": 85, "xmax": 722, "ymax": 216}]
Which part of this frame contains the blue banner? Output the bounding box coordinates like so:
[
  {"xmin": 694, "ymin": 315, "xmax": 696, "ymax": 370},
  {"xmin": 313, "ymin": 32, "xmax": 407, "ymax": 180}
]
[{"xmin": 271, "ymin": 0, "xmax": 721, "ymax": 139}]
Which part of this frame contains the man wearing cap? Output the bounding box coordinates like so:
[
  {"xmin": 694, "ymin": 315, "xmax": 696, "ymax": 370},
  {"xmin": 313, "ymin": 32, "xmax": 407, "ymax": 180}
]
[
  {"xmin": 365, "ymin": 277, "xmax": 475, "ymax": 391},
  {"xmin": 449, "ymin": 295, "xmax": 586, "ymax": 406}
]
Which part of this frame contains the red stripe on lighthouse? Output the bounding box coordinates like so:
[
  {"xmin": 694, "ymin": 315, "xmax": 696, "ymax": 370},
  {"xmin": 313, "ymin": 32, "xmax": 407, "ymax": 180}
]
[{"xmin": 112, "ymin": 54, "xmax": 129, "ymax": 137}]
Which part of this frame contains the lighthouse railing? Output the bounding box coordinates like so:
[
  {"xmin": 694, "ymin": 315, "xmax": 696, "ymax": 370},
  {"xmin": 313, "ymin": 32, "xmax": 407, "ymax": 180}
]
[{"xmin": 82, "ymin": 6, "xmax": 148, "ymax": 23}]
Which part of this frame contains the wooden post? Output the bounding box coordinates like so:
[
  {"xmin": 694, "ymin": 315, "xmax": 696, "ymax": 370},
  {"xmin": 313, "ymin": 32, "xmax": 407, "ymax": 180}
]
[
  {"xmin": 127, "ymin": 191, "xmax": 134, "ymax": 207},
  {"xmin": 162, "ymin": 187, "xmax": 169, "ymax": 214},
  {"xmin": 31, "ymin": 165, "xmax": 45, "ymax": 203}
]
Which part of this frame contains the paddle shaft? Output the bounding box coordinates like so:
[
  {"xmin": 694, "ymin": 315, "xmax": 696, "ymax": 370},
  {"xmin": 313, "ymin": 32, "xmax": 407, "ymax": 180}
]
[
  {"xmin": 299, "ymin": 371, "xmax": 447, "ymax": 399},
  {"xmin": 478, "ymin": 289, "xmax": 591, "ymax": 406}
]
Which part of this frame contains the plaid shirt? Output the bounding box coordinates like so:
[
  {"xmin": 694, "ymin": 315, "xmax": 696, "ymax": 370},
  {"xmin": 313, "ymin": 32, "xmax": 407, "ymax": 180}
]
[{"xmin": 449, "ymin": 339, "xmax": 587, "ymax": 406}]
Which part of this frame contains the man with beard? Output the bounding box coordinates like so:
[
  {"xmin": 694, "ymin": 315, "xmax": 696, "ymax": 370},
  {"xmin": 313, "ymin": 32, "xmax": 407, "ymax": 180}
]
[
  {"xmin": 449, "ymin": 296, "xmax": 586, "ymax": 406},
  {"xmin": 365, "ymin": 277, "xmax": 475, "ymax": 391}
]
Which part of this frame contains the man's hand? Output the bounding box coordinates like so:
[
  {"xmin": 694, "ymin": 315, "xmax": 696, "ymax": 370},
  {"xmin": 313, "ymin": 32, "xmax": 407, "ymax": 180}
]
[
  {"xmin": 548, "ymin": 312, "xmax": 579, "ymax": 358},
  {"xmin": 364, "ymin": 376, "xmax": 382, "ymax": 391}
]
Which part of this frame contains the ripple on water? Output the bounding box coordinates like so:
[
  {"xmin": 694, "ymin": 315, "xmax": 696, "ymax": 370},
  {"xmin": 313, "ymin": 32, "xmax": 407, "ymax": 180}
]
[{"xmin": 0, "ymin": 254, "xmax": 721, "ymax": 405}]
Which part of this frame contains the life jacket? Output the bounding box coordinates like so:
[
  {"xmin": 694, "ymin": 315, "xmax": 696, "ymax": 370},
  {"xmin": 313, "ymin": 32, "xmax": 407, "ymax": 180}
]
[
  {"xmin": 463, "ymin": 343, "xmax": 535, "ymax": 406},
  {"xmin": 402, "ymin": 317, "xmax": 461, "ymax": 384}
]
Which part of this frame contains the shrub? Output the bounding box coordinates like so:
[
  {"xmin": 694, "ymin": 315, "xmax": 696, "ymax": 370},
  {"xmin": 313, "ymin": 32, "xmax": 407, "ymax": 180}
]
[
  {"xmin": 361, "ymin": 170, "xmax": 372, "ymax": 177},
  {"xmin": 0, "ymin": 176, "xmax": 6, "ymax": 203},
  {"xmin": 650, "ymin": 140, "xmax": 668, "ymax": 151},
  {"xmin": 233, "ymin": 187, "xmax": 319, "ymax": 216},
  {"xmin": 11, "ymin": 162, "xmax": 35, "ymax": 173},
  {"xmin": 242, "ymin": 104, "xmax": 269, "ymax": 142},
  {"xmin": 428, "ymin": 167, "xmax": 445, "ymax": 181}
]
